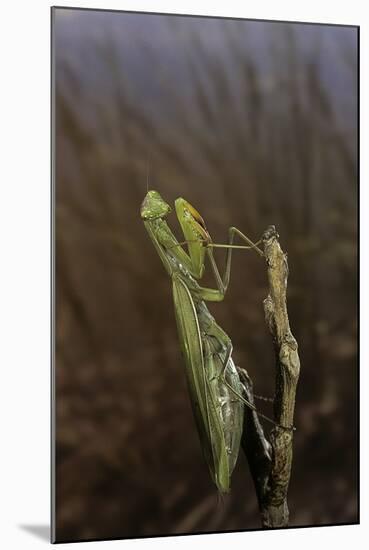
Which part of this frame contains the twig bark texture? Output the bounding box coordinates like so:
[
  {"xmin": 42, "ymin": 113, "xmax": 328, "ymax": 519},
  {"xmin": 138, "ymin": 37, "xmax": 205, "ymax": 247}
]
[{"xmin": 239, "ymin": 225, "xmax": 300, "ymax": 528}]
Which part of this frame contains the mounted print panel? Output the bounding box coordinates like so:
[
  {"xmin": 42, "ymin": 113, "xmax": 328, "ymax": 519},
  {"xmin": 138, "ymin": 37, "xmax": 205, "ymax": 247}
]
[{"xmin": 51, "ymin": 6, "xmax": 359, "ymax": 543}]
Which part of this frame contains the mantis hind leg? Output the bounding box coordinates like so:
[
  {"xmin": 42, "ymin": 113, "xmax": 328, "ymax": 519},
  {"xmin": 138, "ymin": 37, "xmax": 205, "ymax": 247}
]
[
  {"xmin": 205, "ymin": 320, "xmax": 257, "ymax": 413},
  {"xmin": 202, "ymin": 316, "xmax": 294, "ymax": 429},
  {"xmin": 217, "ymin": 343, "xmax": 257, "ymax": 413},
  {"xmin": 216, "ymin": 341, "xmax": 292, "ymax": 430}
]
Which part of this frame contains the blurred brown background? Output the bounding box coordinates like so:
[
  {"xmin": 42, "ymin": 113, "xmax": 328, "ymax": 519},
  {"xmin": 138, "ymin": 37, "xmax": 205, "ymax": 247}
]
[{"xmin": 53, "ymin": 8, "xmax": 358, "ymax": 542}]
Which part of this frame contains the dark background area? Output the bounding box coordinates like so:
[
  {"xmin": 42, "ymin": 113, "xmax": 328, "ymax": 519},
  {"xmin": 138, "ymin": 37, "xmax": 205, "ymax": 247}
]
[{"xmin": 53, "ymin": 8, "xmax": 358, "ymax": 542}]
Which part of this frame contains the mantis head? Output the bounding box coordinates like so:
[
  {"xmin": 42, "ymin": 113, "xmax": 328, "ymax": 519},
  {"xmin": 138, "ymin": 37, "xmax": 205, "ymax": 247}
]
[{"xmin": 140, "ymin": 190, "xmax": 171, "ymax": 220}]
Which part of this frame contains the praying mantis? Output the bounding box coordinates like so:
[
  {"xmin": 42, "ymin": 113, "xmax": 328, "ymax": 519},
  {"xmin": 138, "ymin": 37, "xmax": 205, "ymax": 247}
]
[{"xmin": 140, "ymin": 190, "xmax": 280, "ymax": 493}]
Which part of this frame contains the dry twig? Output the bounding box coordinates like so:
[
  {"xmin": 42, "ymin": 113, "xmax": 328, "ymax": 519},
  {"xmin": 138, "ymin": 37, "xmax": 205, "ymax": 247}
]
[{"xmin": 239, "ymin": 225, "xmax": 300, "ymax": 528}]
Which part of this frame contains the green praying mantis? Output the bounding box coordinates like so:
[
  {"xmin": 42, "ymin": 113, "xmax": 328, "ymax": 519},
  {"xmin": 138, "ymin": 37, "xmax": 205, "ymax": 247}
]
[{"xmin": 140, "ymin": 190, "xmax": 290, "ymax": 494}]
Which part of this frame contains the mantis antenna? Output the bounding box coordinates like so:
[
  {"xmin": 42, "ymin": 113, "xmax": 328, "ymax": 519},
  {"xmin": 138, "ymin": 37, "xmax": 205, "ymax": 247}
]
[{"xmin": 146, "ymin": 158, "xmax": 150, "ymax": 193}]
